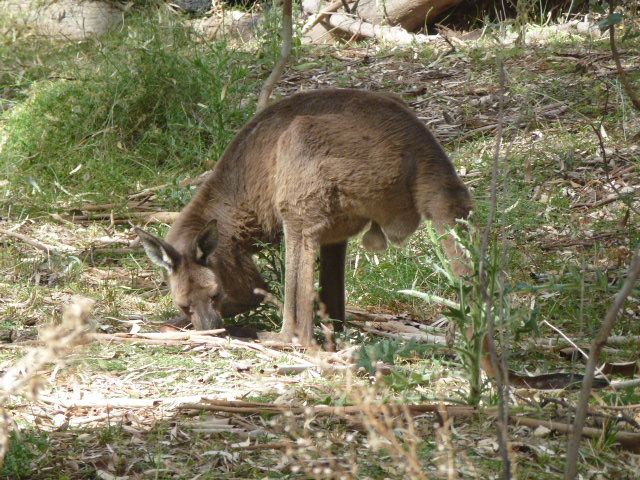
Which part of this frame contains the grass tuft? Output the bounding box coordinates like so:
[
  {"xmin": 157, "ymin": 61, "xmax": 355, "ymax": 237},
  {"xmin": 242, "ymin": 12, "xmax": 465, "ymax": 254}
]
[{"xmin": 1, "ymin": 12, "xmax": 256, "ymax": 210}]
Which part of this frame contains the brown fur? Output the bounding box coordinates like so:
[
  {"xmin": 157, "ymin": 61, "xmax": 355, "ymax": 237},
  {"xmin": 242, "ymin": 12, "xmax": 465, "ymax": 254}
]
[{"xmin": 137, "ymin": 89, "xmax": 472, "ymax": 344}]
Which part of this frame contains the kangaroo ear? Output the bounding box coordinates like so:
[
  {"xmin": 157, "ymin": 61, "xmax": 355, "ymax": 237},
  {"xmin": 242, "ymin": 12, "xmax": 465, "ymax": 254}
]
[
  {"xmin": 195, "ymin": 219, "xmax": 219, "ymax": 263},
  {"xmin": 135, "ymin": 227, "xmax": 181, "ymax": 272}
]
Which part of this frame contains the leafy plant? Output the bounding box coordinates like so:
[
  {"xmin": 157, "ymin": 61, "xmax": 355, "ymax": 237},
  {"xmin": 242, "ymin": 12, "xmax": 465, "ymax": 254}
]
[
  {"xmin": 401, "ymin": 222, "xmax": 509, "ymax": 406},
  {"xmin": 0, "ymin": 431, "xmax": 49, "ymax": 479}
]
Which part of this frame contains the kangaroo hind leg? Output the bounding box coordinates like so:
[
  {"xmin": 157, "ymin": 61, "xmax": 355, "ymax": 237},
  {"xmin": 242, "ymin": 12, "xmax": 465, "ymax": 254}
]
[
  {"xmin": 319, "ymin": 241, "xmax": 347, "ymax": 332},
  {"xmin": 281, "ymin": 221, "xmax": 319, "ymax": 346}
]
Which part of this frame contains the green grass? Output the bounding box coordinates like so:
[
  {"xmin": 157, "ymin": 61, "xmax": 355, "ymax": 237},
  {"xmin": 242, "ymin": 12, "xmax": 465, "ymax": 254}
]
[
  {"xmin": 1, "ymin": 431, "xmax": 50, "ymax": 480},
  {"xmin": 0, "ymin": 11, "xmax": 258, "ymax": 211}
]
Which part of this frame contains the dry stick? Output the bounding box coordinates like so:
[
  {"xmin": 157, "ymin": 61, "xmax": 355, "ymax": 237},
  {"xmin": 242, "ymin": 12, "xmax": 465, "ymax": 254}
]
[
  {"xmin": 301, "ymin": 0, "xmax": 349, "ymax": 34},
  {"xmin": 178, "ymin": 399, "xmax": 491, "ymax": 418},
  {"xmin": 359, "ymin": 325, "xmax": 447, "ymax": 345},
  {"xmin": 478, "ymin": 57, "xmax": 511, "ymax": 479},
  {"xmin": 564, "ymin": 247, "xmax": 640, "ymax": 479},
  {"xmin": 231, "ymin": 441, "xmax": 295, "ymax": 451},
  {"xmin": 602, "ymin": 403, "xmax": 640, "ymax": 411},
  {"xmin": 256, "ymin": 0, "xmax": 292, "ymax": 112},
  {"xmin": 91, "ymin": 332, "xmax": 333, "ymax": 372},
  {"xmin": 571, "ymin": 187, "xmax": 640, "ymax": 209},
  {"xmin": 610, "ymin": 378, "xmax": 640, "ymax": 390},
  {"xmin": 514, "ymin": 416, "xmax": 640, "ymax": 453},
  {"xmin": 0, "ymin": 227, "xmax": 74, "ymax": 255},
  {"xmin": 532, "ymin": 335, "xmax": 640, "ymax": 348},
  {"xmin": 38, "ymin": 394, "xmax": 219, "ymax": 409},
  {"xmin": 608, "ymin": 1, "xmax": 640, "ymax": 111},
  {"xmin": 70, "ymin": 211, "xmax": 179, "ymax": 223}
]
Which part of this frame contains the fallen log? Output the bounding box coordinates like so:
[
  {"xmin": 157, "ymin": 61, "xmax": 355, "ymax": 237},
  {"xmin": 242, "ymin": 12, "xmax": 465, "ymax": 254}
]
[
  {"xmin": 3, "ymin": 0, "xmax": 124, "ymax": 40},
  {"xmin": 356, "ymin": 0, "xmax": 462, "ymax": 32},
  {"xmin": 322, "ymin": 12, "xmax": 440, "ymax": 44}
]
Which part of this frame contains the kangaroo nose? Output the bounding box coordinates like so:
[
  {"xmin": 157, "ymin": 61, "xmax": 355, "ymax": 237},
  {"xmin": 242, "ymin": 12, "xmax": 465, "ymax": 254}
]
[{"xmin": 192, "ymin": 304, "xmax": 223, "ymax": 330}]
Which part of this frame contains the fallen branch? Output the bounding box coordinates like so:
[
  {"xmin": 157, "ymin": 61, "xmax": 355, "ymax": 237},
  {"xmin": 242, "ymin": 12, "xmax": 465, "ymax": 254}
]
[
  {"xmin": 514, "ymin": 416, "xmax": 640, "ymax": 453},
  {"xmin": 539, "ymin": 231, "xmax": 624, "ymax": 250},
  {"xmin": 347, "ymin": 307, "xmax": 448, "ymax": 335},
  {"xmin": 111, "ymin": 329, "xmax": 226, "ymax": 340},
  {"xmin": 602, "ymin": 403, "xmax": 640, "ymax": 411},
  {"xmin": 610, "ymin": 378, "xmax": 640, "ymax": 390},
  {"xmin": 91, "ymin": 333, "xmax": 192, "ymax": 346},
  {"xmin": 302, "ymin": 0, "xmax": 350, "ymax": 33},
  {"xmin": 565, "ymin": 247, "xmax": 640, "ymax": 478},
  {"xmin": 38, "ymin": 394, "xmax": 219, "ymax": 409},
  {"xmin": 324, "ymin": 13, "xmax": 439, "ymax": 45},
  {"xmin": 90, "ymin": 330, "xmax": 317, "ymax": 366},
  {"xmin": 532, "ymin": 335, "xmax": 640, "ymax": 349},
  {"xmin": 0, "ymin": 227, "xmax": 74, "ymax": 255},
  {"xmin": 68, "ymin": 211, "xmax": 179, "ymax": 224},
  {"xmin": 178, "ymin": 398, "xmax": 490, "ymax": 418},
  {"xmin": 359, "ymin": 325, "xmax": 447, "ymax": 345},
  {"xmin": 231, "ymin": 440, "xmax": 295, "ymax": 451},
  {"xmin": 571, "ymin": 186, "xmax": 639, "ymax": 209}
]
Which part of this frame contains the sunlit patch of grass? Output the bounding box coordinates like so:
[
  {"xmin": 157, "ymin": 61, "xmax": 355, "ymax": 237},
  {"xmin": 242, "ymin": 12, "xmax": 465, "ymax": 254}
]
[{"xmin": 0, "ymin": 11, "xmax": 257, "ymax": 212}]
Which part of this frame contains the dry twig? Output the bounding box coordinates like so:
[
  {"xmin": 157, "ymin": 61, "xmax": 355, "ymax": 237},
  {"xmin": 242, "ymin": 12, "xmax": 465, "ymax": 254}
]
[
  {"xmin": 178, "ymin": 398, "xmax": 489, "ymax": 418},
  {"xmin": 0, "ymin": 227, "xmax": 74, "ymax": 255},
  {"xmin": 516, "ymin": 416, "xmax": 640, "ymax": 453}
]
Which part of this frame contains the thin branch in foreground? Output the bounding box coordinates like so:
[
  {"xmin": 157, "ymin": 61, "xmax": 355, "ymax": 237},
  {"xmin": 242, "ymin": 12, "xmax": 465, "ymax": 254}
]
[
  {"xmin": 478, "ymin": 56, "xmax": 512, "ymax": 480},
  {"xmin": 564, "ymin": 247, "xmax": 640, "ymax": 479},
  {"xmin": 256, "ymin": 0, "xmax": 292, "ymax": 112}
]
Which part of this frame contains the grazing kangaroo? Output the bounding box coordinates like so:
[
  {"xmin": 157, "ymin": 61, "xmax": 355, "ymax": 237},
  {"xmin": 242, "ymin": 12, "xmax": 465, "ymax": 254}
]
[{"xmin": 136, "ymin": 89, "xmax": 472, "ymax": 346}]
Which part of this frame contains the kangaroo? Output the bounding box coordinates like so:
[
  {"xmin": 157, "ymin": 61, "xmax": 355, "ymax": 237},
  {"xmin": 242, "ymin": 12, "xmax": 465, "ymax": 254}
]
[{"xmin": 136, "ymin": 89, "xmax": 472, "ymax": 346}]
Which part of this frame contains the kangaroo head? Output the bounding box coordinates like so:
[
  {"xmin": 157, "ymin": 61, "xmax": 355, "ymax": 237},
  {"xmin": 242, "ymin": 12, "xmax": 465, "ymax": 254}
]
[{"xmin": 135, "ymin": 221, "xmax": 224, "ymax": 330}]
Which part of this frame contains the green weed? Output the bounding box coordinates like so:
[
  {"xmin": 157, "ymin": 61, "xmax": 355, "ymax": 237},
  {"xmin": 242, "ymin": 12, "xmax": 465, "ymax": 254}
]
[{"xmin": 0, "ymin": 430, "xmax": 49, "ymax": 480}]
